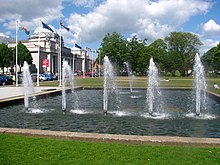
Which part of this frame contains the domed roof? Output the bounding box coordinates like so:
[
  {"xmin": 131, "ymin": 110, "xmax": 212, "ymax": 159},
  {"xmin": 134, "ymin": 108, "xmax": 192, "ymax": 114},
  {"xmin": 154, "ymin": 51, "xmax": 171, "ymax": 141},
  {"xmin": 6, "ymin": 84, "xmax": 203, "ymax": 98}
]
[{"xmin": 33, "ymin": 25, "xmax": 57, "ymax": 34}]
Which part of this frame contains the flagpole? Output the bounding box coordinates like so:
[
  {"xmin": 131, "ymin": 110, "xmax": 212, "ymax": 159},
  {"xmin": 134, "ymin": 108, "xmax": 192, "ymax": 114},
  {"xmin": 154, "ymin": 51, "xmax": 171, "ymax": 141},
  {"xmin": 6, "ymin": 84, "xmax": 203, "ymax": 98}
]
[
  {"xmin": 83, "ymin": 49, "xmax": 86, "ymax": 79},
  {"xmin": 92, "ymin": 51, "xmax": 93, "ymax": 78},
  {"xmin": 59, "ymin": 18, "xmax": 62, "ymax": 87},
  {"xmin": 37, "ymin": 20, "xmax": 41, "ymax": 87},
  {"xmin": 15, "ymin": 21, "xmax": 18, "ymax": 87},
  {"xmin": 98, "ymin": 52, "xmax": 101, "ymax": 78},
  {"xmin": 81, "ymin": 39, "xmax": 85, "ymax": 79},
  {"xmin": 72, "ymin": 53, "xmax": 75, "ymax": 75}
]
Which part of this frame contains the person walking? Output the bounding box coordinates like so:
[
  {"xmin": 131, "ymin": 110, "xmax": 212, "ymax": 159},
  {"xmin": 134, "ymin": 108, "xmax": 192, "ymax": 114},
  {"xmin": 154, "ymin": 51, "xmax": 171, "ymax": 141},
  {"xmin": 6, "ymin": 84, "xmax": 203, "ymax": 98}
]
[{"xmin": 213, "ymin": 83, "xmax": 219, "ymax": 89}]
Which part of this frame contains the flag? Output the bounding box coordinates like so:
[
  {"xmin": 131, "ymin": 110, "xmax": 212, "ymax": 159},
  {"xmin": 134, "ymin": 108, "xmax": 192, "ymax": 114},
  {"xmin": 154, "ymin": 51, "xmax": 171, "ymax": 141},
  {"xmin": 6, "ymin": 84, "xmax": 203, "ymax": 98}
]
[
  {"xmin": 93, "ymin": 50, "xmax": 99, "ymax": 53},
  {"xmin": 75, "ymin": 43, "xmax": 82, "ymax": 49},
  {"xmin": 86, "ymin": 47, "xmax": 91, "ymax": 52},
  {"xmin": 60, "ymin": 21, "xmax": 70, "ymax": 31},
  {"xmin": 41, "ymin": 21, "xmax": 54, "ymax": 32},
  {"xmin": 19, "ymin": 27, "xmax": 30, "ymax": 35}
]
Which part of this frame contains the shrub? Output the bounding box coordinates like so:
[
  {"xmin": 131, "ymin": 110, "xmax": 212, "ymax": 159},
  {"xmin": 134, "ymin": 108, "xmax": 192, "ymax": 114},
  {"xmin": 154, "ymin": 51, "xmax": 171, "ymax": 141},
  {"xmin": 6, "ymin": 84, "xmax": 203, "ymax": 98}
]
[
  {"xmin": 166, "ymin": 72, "xmax": 172, "ymax": 77},
  {"xmin": 174, "ymin": 70, "xmax": 181, "ymax": 77}
]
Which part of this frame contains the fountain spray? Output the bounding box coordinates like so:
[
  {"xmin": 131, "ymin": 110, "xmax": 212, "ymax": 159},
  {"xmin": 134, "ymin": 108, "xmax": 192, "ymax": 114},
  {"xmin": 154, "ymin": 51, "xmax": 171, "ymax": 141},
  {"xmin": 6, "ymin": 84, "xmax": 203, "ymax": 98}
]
[
  {"xmin": 22, "ymin": 61, "xmax": 34, "ymax": 111},
  {"xmin": 124, "ymin": 62, "xmax": 134, "ymax": 94},
  {"xmin": 103, "ymin": 56, "xmax": 119, "ymax": 114},
  {"xmin": 146, "ymin": 58, "xmax": 161, "ymax": 116},
  {"xmin": 193, "ymin": 54, "xmax": 207, "ymax": 116},
  {"xmin": 62, "ymin": 61, "xmax": 73, "ymax": 113}
]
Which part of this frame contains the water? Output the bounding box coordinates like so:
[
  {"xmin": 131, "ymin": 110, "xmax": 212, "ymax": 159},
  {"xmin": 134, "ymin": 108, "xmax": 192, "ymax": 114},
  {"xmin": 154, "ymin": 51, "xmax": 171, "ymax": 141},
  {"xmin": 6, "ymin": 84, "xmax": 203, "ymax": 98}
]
[
  {"xmin": 124, "ymin": 62, "xmax": 134, "ymax": 93},
  {"xmin": 0, "ymin": 89, "xmax": 220, "ymax": 138},
  {"xmin": 22, "ymin": 61, "xmax": 35, "ymax": 110},
  {"xmin": 146, "ymin": 58, "xmax": 161, "ymax": 115},
  {"xmin": 1, "ymin": 58, "xmax": 219, "ymax": 138},
  {"xmin": 193, "ymin": 54, "xmax": 207, "ymax": 116},
  {"xmin": 62, "ymin": 61, "xmax": 74, "ymax": 111},
  {"xmin": 103, "ymin": 56, "xmax": 120, "ymax": 113}
]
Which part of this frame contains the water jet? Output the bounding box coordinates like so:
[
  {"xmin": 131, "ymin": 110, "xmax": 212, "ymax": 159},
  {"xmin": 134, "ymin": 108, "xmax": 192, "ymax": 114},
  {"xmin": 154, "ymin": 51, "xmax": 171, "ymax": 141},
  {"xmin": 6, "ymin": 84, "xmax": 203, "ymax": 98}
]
[
  {"xmin": 193, "ymin": 54, "xmax": 207, "ymax": 116},
  {"xmin": 146, "ymin": 58, "xmax": 161, "ymax": 116}
]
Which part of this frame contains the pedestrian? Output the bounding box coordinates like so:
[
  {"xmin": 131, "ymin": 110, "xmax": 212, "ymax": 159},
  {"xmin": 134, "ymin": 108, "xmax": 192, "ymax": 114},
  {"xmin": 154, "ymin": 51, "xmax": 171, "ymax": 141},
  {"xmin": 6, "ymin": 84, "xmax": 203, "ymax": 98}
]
[{"xmin": 213, "ymin": 83, "xmax": 219, "ymax": 89}]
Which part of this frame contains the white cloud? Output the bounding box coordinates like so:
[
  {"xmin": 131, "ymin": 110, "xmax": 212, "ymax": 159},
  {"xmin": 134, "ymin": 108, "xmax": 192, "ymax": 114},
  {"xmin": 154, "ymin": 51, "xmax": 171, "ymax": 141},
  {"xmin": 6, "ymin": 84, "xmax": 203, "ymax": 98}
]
[
  {"xmin": 0, "ymin": 0, "xmax": 63, "ymax": 30},
  {"xmin": 0, "ymin": 33, "xmax": 9, "ymax": 38},
  {"xmin": 67, "ymin": 0, "xmax": 212, "ymax": 44},
  {"xmin": 202, "ymin": 19, "xmax": 220, "ymax": 37},
  {"xmin": 200, "ymin": 39, "xmax": 219, "ymax": 55},
  {"xmin": 0, "ymin": 0, "xmax": 215, "ymax": 49},
  {"xmin": 72, "ymin": 0, "xmax": 104, "ymax": 8}
]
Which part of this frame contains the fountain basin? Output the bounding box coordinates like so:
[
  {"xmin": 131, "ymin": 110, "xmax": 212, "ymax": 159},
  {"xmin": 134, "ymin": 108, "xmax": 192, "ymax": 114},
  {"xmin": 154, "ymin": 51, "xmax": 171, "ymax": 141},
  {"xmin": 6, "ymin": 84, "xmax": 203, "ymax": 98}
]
[{"xmin": 0, "ymin": 89, "xmax": 220, "ymax": 138}]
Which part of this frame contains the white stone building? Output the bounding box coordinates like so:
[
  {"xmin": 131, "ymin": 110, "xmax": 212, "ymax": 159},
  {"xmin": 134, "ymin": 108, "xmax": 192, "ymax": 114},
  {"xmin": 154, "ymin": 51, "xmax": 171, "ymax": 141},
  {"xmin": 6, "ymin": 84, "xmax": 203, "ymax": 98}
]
[{"xmin": 8, "ymin": 26, "xmax": 91, "ymax": 75}]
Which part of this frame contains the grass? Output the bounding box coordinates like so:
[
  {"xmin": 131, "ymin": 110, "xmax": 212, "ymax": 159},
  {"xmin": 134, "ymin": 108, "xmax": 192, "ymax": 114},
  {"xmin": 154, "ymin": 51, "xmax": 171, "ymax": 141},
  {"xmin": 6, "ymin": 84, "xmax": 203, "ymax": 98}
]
[
  {"xmin": 1, "ymin": 134, "xmax": 220, "ymax": 164},
  {"xmin": 39, "ymin": 76, "xmax": 220, "ymax": 94}
]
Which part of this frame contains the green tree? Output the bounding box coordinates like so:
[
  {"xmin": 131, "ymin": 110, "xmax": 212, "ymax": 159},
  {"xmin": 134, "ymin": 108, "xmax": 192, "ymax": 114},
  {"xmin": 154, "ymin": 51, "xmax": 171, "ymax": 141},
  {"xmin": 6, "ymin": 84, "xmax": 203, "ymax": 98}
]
[
  {"xmin": 99, "ymin": 33, "xmax": 150, "ymax": 75},
  {"xmin": 165, "ymin": 32, "xmax": 202, "ymax": 76},
  {"xmin": 202, "ymin": 43, "xmax": 220, "ymax": 74},
  {"xmin": 15, "ymin": 41, "xmax": 32, "ymax": 72},
  {"xmin": 99, "ymin": 32, "xmax": 128, "ymax": 73},
  {"xmin": 126, "ymin": 36, "xmax": 148, "ymax": 74},
  {"xmin": 0, "ymin": 43, "xmax": 13, "ymax": 74},
  {"xmin": 149, "ymin": 38, "xmax": 167, "ymax": 51},
  {"xmin": 148, "ymin": 39, "xmax": 168, "ymax": 73}
]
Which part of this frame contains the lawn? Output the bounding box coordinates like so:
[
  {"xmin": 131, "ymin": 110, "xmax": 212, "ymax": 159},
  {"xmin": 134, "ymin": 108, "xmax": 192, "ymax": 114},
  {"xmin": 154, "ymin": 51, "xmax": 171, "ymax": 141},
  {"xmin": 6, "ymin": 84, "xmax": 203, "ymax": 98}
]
[
  {"xmin": 39, "ymin": 76, "xmax": 220, "ymax": 95},
  {"xmin": 1, "ymin": 134, "xmax": 220, "ymax": 164}
]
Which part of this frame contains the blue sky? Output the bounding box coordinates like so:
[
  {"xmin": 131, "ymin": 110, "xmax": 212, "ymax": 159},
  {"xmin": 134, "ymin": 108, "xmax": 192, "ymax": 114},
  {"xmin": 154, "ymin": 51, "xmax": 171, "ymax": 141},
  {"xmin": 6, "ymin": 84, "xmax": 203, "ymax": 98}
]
[{"xmin": 0, "ymin": 0, "xmax": 220, "ymax": 58}]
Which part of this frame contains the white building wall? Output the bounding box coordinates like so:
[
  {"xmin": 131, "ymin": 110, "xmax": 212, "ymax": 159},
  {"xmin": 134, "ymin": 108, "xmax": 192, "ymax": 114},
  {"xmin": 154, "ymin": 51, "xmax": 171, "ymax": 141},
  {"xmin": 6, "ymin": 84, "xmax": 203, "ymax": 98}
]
[{"xmin": 8, "ymin": 26, "xmax": 91, "ymax": 75}]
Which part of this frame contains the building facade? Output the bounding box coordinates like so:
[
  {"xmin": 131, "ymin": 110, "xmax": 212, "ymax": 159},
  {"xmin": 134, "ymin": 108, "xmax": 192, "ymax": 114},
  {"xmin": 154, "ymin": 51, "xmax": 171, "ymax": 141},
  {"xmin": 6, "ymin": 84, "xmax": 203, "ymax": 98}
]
[{"xmin": 8, "ymin": 26, "xmax": 91, "ymax": 75}]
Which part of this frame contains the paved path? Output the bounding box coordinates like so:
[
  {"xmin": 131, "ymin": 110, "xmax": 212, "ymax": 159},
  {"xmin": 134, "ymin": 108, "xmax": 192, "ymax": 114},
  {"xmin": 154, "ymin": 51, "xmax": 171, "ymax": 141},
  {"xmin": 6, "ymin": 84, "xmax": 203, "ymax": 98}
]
[
  {"xmin": 0, "ymin": 86, "xmax": 61, "ymax": 101},
  {"xmin": 1, "ymin": 127, "xmax": 220, "ymax": 147}
]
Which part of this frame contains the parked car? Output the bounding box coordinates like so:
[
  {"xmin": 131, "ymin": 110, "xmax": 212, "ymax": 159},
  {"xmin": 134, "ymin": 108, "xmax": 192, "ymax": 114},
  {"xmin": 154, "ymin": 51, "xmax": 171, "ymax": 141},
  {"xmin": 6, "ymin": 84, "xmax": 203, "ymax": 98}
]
[
  {"xmin": 87, "ymin": 72, "xmax": 98, "ymax": 77},
  {"xmin": 18, "ymin": 74, "xmax": 23, "ymax": 84},
  {"xmin": 31, "ymin": 74, "xmax": 37, "ymax": 82},
  {"xmin": 0, "ymin": 75, "xmax": 14, "ymax": 85},
  {"xmin": 48, "ymin": 73, "xmax": 57, "ymax": 80},
  {"xmin": 31, "ymin": 73, "xmax": 47, "ymax": 81},
  {"xmin": 42, "ymin": 74, "xmax": 54, "ymax": 81},
  {"xmin": 11, "ymin": 74, "xmax": 23, "ymax": 84},
  {"xmin": 0, "ymin": 78, "xmax": 3, "ymax": 85}
]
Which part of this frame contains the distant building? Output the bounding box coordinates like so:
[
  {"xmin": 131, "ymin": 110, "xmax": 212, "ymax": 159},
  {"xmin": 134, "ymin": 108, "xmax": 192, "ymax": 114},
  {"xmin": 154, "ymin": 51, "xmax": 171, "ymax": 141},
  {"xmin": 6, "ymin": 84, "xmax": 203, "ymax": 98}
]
[
  {"xmin": 71, "ymin": 47, "xmax": 90, "ymax": 75},
  {"xmin": 8, "ymin": 25, "xmax": 91, "ymax": 75}
]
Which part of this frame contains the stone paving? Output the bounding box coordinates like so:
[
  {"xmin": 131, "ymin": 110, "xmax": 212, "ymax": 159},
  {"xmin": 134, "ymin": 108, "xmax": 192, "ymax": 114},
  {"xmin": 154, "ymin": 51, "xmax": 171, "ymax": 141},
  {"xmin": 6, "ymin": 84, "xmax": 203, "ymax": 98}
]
[
  {"xmin": 0, "ymin": 86, "xmax": 61, "ymax": 100},
  {"xmin": 1, "ymin": 127, "xmax": 220, "ymax": 147}
]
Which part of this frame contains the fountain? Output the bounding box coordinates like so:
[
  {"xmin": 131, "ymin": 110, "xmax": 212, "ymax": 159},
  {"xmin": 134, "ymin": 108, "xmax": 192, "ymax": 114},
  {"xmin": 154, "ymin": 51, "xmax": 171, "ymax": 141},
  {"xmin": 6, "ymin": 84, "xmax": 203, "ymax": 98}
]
[
  {"xmin": 103, "ymin": 56, "xmax": 120, "ymax": 114},
  {"xmin": 62, "ymin": 61, "xmax": 74, "ymax": 113},
  {"xmin": 0, "ymin": 57, "xmax": 220, "ymax": 138},
  {"xmin": 193, "ymin": 54, "xmax": 207, "ymax": 116},
  {"xmin": 22, "ymin": 61, "xmax": 35, "ymax": 111},
  {"xmin": 146, "ymin": 58, "xmax": 162, "ymax": 116},
  {"xmin": 1, "ymin": 88, "xmax": 219, "ymax": 137},
  {"xmin": 124, "ymin": 62, "xmax": 134, "ymax": 94}
]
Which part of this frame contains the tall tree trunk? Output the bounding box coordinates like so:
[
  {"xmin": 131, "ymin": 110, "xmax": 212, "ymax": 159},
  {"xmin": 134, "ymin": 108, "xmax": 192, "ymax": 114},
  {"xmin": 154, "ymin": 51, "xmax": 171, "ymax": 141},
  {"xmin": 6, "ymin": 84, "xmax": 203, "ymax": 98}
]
[{"xmin": 1, "ymin": 66, "xmax": 4, "ymax": 75}]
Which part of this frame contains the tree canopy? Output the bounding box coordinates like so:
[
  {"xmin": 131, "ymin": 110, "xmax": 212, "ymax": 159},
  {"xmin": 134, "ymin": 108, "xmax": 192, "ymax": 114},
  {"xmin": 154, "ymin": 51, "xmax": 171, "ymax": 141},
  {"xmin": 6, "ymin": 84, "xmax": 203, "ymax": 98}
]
[
  {"xmin": 98, "ymin": 31, "xmax": 203, "ymax": 76},
  {"xmin": 15, "ymin": 41, "xmax": 32, "ymax": 72},
  {"xmin": 201, "ymin": 43, "xmax": 220, "ymax": 75},
  {"xmin": 165, "ymin": 32, "xmax": 202, "ymax": 76},
  {"xmin": 99, "ymin": 32, "xmax": 128, "ymax": 66},
  {"xmin": 0, "ymin": 43, "xmax": 13, "ymax": 74}
]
